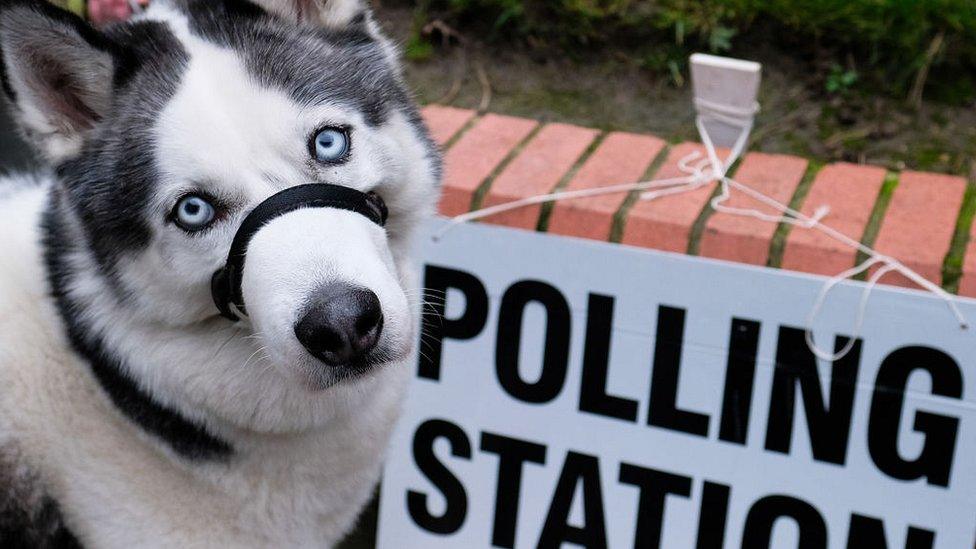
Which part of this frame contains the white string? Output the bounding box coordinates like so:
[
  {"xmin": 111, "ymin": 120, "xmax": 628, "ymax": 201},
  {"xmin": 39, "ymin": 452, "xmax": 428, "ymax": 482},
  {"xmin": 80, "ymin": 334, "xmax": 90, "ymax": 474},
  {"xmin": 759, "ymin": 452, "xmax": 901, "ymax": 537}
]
[
  {"xmin": 692, "ymin": 115, "xmax": 968, "ymax": 359},
  {"xmin": 694, "ymin": 97, "xmax": 759, "ymax": 128},
  {"xmin": 693, "ymin": 105, "xmax": 753, "ymax": 178},
  {"xmin": 431, "ymin": 174, "xmax": 703, "ymax": 241},
  {"xmin": 690, "ymin": 115, "xmax": 968, "ymax": 359},
  {"xmin": 432, "ymin": 94, "xmax": 969, "ymax": 360},
  {"xmin": 805, "ymin": 257, "xmax": 889, "ymax": 361}
]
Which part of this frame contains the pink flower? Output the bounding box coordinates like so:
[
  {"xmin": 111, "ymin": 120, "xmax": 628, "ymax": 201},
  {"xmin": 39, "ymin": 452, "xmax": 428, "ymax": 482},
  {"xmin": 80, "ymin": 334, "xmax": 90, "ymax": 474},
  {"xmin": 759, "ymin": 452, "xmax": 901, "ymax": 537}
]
[{"xmin": 88, "ymin": 0, "xmax": 148, "ymax": 25}]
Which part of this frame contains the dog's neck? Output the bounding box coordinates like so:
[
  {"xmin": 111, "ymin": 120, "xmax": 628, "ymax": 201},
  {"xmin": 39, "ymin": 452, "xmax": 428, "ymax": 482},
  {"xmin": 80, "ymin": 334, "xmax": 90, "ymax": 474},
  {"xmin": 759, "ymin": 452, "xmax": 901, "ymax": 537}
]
[{"xmin": 41, "ymin": 191, "xmax": 239, "ymax": 461}]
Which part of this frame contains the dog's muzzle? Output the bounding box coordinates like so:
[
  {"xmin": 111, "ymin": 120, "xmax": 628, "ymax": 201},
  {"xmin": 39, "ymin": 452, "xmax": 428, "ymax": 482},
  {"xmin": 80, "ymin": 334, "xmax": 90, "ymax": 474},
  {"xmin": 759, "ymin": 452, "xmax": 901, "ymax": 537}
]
[{"xmin": 211, "ymin": 184, "xmax": 388, "ymax": 321}]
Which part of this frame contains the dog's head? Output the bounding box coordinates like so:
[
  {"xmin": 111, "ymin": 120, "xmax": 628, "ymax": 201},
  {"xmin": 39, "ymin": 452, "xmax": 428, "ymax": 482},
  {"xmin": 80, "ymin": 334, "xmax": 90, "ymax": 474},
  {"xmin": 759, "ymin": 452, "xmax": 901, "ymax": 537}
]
[{"xmin": 0, "ymin": 1, "xmax": 439, "ymax": 405}]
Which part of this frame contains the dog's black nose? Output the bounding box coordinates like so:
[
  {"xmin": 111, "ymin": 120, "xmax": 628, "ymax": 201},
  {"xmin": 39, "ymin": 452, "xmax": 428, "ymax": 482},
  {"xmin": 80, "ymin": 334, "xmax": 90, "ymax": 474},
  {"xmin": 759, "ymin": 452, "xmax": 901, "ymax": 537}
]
[{"xmin": 295, "ymin": 285, "xmax": 383, "ymax": 366}]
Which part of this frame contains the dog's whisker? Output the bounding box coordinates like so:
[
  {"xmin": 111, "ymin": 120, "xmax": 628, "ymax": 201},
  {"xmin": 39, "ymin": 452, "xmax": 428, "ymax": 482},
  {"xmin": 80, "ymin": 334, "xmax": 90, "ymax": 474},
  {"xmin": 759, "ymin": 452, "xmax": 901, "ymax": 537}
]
[
  {"xmin": 258, "ymin": 363, "xmax": 275, "ymax": 378},
  {"xmin": 413, "ymin": 287, "xmax": 448, "ymax": 296},
  {"xmin": 403, "ymin": 288, "xmax": 447, "ymax": 297},
  {"xmin": 403, "ymin": 290, "xmax": 447, "ymax": 302},
  {"xmin": 240, "ymin": 346, "xmax": 269, "ymax": 371},
  {"xmin": 416, "ymin": 348, "xmax": 435, "ymax": 365},
  {"xmin": 210, "ymin": 330, "xmax": 241, "ymax": 361},
  {"xmin": 407, "ymin": 299, "xmax": 447, "ymax": 321}
]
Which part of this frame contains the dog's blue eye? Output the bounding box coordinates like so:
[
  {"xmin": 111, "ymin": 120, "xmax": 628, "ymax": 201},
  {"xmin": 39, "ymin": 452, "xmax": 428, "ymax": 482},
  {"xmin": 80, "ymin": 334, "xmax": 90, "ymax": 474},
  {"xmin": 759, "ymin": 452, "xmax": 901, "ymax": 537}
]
[
  {"xmin": 173, "ymin": 195, "xmax": 216, "ymax": 232},
  {"xmin": 314, "ymin": 127, "xmax": 350, "ymax": 163}
]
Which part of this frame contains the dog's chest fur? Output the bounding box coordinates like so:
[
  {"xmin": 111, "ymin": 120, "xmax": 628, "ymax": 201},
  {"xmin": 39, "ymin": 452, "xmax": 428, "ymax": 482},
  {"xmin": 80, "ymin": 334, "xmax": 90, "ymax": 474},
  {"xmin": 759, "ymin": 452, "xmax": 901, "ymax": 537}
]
[{"xmin": 0, "ymin": 180, "xmax": 407, "ymax": 546}]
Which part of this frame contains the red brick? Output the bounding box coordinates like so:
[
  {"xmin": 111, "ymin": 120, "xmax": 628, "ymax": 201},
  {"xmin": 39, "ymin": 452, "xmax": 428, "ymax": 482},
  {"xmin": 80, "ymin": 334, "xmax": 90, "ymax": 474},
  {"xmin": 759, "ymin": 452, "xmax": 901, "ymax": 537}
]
[
  {"xmin": 621, "ymin": 143, "xmax": 726, "ymax": 254},
  {"xmin": 421, "ymin": 105, "xmax": 476, "ymax": 146},
  {"xmin": 438, "ymin": 114, "xmax": 538, "ymax": 217},
  {"xmin": 699, "ymin": 152, "xmax": 808, "ymax": 265},
  {"xmin": 781, "ymin": 163, "xmax": 886, "ymax": 276},
  {"xmin": 479, "ymin": 123, "xmax": 598, "ymax": 230},
  {"xmin": 422, "ymin": 105, "xmax": 968, "ymax": 295},
  {"xmin": 872, "ymin": 171, "xmax": 966, "ymax": 288},
  {"xmin": 548, "ymin": 132, "xmax": 666, "ymax": 241}
]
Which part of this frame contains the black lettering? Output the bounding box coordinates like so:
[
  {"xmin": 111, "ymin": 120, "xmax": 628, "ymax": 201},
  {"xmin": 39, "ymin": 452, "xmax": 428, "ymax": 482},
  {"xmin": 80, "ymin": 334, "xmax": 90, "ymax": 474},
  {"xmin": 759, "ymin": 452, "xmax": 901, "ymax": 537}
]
[
  {"xmin": 718, "ymin": 319, "xmax": 761, "ymax": 444},
  {"xmin": 538, "ymin": 452, "xmax": 608, "ymax": 549},
  {"xmin": 648, "ymin": 306, "xmax": 710, "ymax": 437},
  {"xmin": 496, "ymin": 281, "xmax": 571, "ymax": 404},
  {"xmin": 480, "ymin": 432, "xmax": 547, "ymax": 548},
  {"xmin": 418, "ymin": 266, "xmax": 489, "ymax": 380},
  {"xmin": 868, "ymin": 346, "xmax": 962, "ymax": 487},
  {"xmin": 406, "ymin": 419, "xmax": 472, "ymax": 535},
  {"xmin": 742, "ymin": 495, "xmax": 827, "ymax": 549},
  {"xmin": 764, "ymin": 327, "xmax": 861, "ymax": 465},
  {"xmin": 579, "ymin": 294, "xmax": 639, "ymax": 422},
  {"xmin": 846, "ymin": 514, "xmax": 935, "ymax": 549},
  {"xmin": 618, "ymin": 463, "xmax": 691, "ymax": 549},
  {"xmin": 695, "ymin": 482, "xmax": 731, "ymax": 549}
]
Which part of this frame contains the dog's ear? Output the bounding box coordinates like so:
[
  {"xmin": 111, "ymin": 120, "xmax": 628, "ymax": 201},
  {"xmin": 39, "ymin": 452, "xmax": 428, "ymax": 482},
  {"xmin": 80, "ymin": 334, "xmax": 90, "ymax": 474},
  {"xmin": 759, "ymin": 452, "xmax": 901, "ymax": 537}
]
[
  {"xmin": 248, "ymin": 0, "xmax": 371, "ymax": 31},
  {"xmin": 0, "ymin": 1, "xmax": 118, "ymax": 162}
]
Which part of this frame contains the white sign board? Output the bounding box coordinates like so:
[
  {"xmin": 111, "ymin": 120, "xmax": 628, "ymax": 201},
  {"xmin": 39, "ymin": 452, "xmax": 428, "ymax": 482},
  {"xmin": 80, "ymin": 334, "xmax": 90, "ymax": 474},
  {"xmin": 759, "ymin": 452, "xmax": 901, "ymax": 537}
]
[{"xmin": 377, "ymin": 219, "xmax": 976, "ymax": 548}]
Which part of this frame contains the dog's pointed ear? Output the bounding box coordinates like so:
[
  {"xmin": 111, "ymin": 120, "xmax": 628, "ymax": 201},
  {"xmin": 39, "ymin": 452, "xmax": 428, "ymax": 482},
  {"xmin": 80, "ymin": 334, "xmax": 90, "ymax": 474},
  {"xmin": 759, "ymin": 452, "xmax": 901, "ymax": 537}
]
[
  {"xmin": 248, "ymin": 0, "xmax": 371, "ymax": 31},
  {"xmin": 0, "ymin": 1, "xmax": 117, "ymax": 162}
]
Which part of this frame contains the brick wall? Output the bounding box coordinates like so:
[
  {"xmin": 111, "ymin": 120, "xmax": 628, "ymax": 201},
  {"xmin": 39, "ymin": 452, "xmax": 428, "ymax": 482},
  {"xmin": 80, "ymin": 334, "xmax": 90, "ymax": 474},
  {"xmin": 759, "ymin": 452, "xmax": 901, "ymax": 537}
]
[{"xmin": 422, "ymin": 105, "xmax": 976, "ymax": 297}]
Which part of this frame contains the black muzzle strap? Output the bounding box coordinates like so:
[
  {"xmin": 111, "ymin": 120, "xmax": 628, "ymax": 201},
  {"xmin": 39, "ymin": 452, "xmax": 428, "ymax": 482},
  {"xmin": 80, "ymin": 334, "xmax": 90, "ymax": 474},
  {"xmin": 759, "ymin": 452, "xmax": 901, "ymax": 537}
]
[{"xmin": 211, "ymin": 184, "xmax": 388, "ymax": 321}]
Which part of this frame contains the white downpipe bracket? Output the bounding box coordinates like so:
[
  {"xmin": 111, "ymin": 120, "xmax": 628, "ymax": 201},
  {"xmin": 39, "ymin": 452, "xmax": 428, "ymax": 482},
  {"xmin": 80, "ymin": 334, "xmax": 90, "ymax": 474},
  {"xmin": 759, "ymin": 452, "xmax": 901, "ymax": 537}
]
[{"xmin": 434, "ymin": 54, "xmax": 969, "ymax": 360}]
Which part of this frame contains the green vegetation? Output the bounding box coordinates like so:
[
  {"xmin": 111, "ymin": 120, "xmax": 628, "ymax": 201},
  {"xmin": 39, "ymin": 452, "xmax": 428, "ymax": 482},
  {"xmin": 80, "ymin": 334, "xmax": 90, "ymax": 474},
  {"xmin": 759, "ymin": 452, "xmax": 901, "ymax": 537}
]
[
  {"xmin": 50, "ymin": 0, "xmax": 86, "ymax": 16},
  {"xmin": 853, "ymin": 171, "xmax": 900, "ymax": 280},
  {"xmin": 536, "ymin": 133, "xmax": 607, "ymax": 232},
  {"xmin": 610, "ymin": 144, "xmax": 671, "ymax": 243},
  {"xmin": 767, "ymin": 160, "xmax": 824, "ymax": 268},
  {"xmin": 402, "ymin": 0, "xmax": 976, "ymax": 103},
  {"xmin": 686, "ymin": 155, "xmax": 747, "ymax": 256},
  {"xmin": 469, "ymin": 122, "xmax": 543, "ymax": 211},
  {"xmin": 943, "ymin": 181, "xmax": 976, "ymax": 293}
]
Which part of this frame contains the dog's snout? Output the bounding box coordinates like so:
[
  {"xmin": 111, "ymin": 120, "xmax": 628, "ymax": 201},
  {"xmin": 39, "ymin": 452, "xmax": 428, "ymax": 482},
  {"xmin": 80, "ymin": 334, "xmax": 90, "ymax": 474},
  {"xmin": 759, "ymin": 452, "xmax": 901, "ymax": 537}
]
[{"xmin": 295, "ymin": 285, "xmax": 383, "ymax": 366}]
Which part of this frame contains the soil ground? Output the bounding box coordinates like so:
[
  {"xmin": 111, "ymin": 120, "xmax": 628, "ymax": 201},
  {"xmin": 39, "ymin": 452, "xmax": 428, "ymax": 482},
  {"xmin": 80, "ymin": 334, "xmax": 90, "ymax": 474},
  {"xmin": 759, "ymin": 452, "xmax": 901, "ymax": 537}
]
[{"xmin": 376, "ymin": 6, "xmax": 976, "ymax": 179}]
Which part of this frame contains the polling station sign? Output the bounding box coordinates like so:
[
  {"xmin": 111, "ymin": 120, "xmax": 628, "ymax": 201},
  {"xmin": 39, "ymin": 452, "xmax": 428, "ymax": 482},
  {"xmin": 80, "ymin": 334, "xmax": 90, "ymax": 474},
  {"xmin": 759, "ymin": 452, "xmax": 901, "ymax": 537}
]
[{"xmin": 377, "ymin": 219, "xmax": 976, "ymax": 548}]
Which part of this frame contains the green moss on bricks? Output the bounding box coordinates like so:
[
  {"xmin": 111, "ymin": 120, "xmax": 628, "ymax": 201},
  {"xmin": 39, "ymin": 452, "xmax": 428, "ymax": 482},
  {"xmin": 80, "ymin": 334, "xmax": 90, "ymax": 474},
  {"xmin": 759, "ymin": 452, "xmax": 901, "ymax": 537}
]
[
  {"xmin": 536, "ymin": 133, "xmax": 607, "ymax": 232},
  {"xmin": 441, "ymin": 114, "xmax": 482, "ymax": 153},
  {"xmin": 767, "ymin": 161, "xmax": 824, "ymax": 268},
  {"xmin": 609, "ymin": 144, "xmax": 672, "ymax": 243},
  {"xmin": 854, "ymin": 171, "xmax": 900, "ymax": 280},
  {"xmin": 941, "ymin": 179, "xmax": 976, "ymax": 294},
  {"xmin": 468, "ymin": 124, "xmax": 544, "ymax": 212},
  {"xmin": 686, "ymin": 158, "xmax": 745, "ymax": 256}
]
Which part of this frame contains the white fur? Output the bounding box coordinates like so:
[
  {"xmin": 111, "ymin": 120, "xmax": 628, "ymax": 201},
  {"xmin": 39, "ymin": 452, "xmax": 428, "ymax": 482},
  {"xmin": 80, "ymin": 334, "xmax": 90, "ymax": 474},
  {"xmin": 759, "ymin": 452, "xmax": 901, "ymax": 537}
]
[
  {"xmin": 250, "ymin": 0, "xmax": 363, "ymax": 28},
  {"xmin": 0, "ymin": 1, "xmax": 438, "ymax": 546}
]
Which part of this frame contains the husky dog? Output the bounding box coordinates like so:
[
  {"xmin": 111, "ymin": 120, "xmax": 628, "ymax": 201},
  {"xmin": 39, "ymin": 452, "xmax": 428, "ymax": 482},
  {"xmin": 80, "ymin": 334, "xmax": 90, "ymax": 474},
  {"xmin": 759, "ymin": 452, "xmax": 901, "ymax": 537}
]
[{"xmin": 0, "ymin": 0, "xmax": 439, "ymax": 546}]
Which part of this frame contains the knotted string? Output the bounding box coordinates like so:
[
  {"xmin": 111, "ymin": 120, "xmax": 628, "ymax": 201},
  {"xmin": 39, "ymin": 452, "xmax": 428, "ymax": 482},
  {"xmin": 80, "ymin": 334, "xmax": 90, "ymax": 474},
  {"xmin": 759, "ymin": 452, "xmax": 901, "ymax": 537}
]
[
  {"xmin": 432, "ymin": 173, "xmax": 704, "ymax": 239},
  {"xmin": 433, "ymin": 98, "xmax": 969, "ymax": 360}
]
